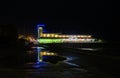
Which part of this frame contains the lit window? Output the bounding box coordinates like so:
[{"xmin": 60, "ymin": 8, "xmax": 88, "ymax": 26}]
[
  {"xmin": 51, "ymin": 34, "xmax": 54, "ymax": 37},
  {"xmin": 43, "ymin": 34, "xmax": 46, "ymax": 37},
  {"xmin": 59, "ymin": 35, "xmax": 62, "ymax": 38},
  {"xmin": 51, "ymin": 53, "xmax": 55, "ymax": 55},
  {"xmin": 55, "ymin": 35, "xmax": 58, "ymax": 37},
  {"xmin": 46, "ymin": 52, "xmax": 50, "ymax": 55},
  {"xmin": 77, "ymin": 35, "xmax": 81, "ymax": 37},
  {"xmin": 88, "ymin": 35, "xmax": 91, "ymax": 38},
  {"xmin": 46, "ymin": 34, "xmax": 50, "ymax": 37}
]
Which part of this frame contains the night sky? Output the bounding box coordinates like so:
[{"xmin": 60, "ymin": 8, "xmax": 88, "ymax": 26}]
[{"xmin": 0, "ymin": 0, "xmax": 116, "ymax": 41}]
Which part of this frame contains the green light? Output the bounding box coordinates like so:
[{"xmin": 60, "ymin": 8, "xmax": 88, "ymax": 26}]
[{"xmin": 38, "ymin": 39, "xmax": 63, "ymax": 43}]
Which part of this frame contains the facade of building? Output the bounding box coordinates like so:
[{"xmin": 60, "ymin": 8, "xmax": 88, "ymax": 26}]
[{"xmin": 37, "ymin": 25, "xmax": 100, "ymax": 43}]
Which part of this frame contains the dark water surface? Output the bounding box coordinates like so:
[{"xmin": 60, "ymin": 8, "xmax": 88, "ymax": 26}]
[{"xmin": 0, "ymin": 43, "xmax": 120, "ymax": 78}]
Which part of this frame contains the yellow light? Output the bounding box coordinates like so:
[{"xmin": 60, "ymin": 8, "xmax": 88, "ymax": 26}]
[
  {"xmin": 42, "ymin": 52, "xmax": 46, "ymax": 55},
  {"xmin": 88, "ymin": 35, "xmax": 91, "ymax": 38},
  {"xmin": 18, "ymin": 35, "xmax": 24, "ymax": 39},
  {"xmin": 46, "ymin": 34, "xmax": 50, "ymax": 37},
  {"xmin": 42, "ymin": 34, "xmax": 46, "ymax": 37},
  {"xmin": 55, "ymin": 35, "xmax": 58, "ymax": 37},
  {"xmin": 84, "ymin": 35, "xmax": 87, "ymax": 37},
  {"xmin": 46, "ymin": 52, "xmax": 51, "ymax": 55},
  {"xmin": 51, "ymin": 52, "xmax": 55, "ymax": 55},
  {"xmin": 51, "ymin": 34, "xmax": 54, "ymax": 37},
  {"xmin": 59, "ymin": 35, "xmax": 62, "ymax": 37},
  {"xmin": 41, "ymin": 34, "xmax": 43, "ymax": 37},
  {"xmin": 77, "ymin": 35, "xmax": 81, "ymax": 37},
  {"xmin": 66, "ymin": 35, "xmax": 69, "ymax": 37},
  {"xmin": 40, "ymin": 52, "xmax": 43, "ymax": 55},
  {"xmin": 83, "ymin": 36, "xmax": 85, "ymax": 37},
  {"xmin": 81, "ymin": 36, "xmax": 84, "ymax": 37},
  {"xmin": 61, "ymin": 35, "xmax": 65, "ymax": 37}
]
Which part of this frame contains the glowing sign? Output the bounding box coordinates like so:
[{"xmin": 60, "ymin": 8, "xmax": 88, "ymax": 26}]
[
  {"xmin": 37, "ymin": 38, "xmax": 96, "ymax": 43},
  {"xmin": 38, "ymin": 39, "xmax": 63, "ymax": 43}
]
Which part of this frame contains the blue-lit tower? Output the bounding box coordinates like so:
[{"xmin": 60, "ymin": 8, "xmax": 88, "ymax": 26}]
[{"xmin": 37, "ymin": 24, "xmax": 45, "ymax": 38}]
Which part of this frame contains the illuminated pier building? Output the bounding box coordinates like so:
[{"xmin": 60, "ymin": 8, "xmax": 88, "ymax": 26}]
[{"xmin": 37, "ymin": 24, "xmax": 100, "ymax": 43}]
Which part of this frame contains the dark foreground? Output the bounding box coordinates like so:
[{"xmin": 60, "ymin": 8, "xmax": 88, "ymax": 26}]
[{"xmin": 0, "ymin": 43, "xmax": 120, "ymax": 78}]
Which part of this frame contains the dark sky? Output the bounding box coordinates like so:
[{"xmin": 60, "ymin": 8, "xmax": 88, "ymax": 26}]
[{"xmin": 0, "ymin": 0, "xmax": 116, "ymax": 41}]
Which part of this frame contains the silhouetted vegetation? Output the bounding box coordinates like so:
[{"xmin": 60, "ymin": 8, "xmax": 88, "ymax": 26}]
[{"xmin": 0, "ymin": 24, "xmax": 31, "ymax": 67}]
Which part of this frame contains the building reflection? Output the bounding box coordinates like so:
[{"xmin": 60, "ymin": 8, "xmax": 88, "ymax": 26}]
[{"xmin": 36, "ymin": 47, "xmax": 66, "ymax": 64}]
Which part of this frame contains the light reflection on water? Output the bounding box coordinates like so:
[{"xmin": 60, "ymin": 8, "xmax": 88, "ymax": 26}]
[
  {"xmin": 33, "ymin": 47, "xmax": 66, "ymax": 64},
  {"xmin": 78, "ymin": 48, "xmax": 101, "ymax": 51},
  {"xmin": 26, "ymin": 46, "xmax": 80, "ymax": 69},
  {"xmin": 31, "ymin": 46, "xmax": 101, "ymax": 67},
  {"xmin": 1, "ymin": 46, "xmax": 99, "ymax": 78},
  {"xmin": 64, "ymin": 56, "xmax": 79, "ymax": 67},
  {"xmin": 36, "ymin": 47, "xmax": 41, "ymax": 62},
  {"xmin": 1, "ymin": 44, "xmax": 117, "ymax": 78},
  {"xmin": 32, "ymin": 46, "xmax": 45, "ymax": 49}
]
